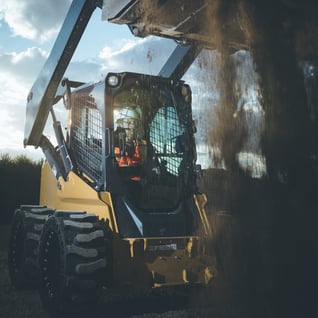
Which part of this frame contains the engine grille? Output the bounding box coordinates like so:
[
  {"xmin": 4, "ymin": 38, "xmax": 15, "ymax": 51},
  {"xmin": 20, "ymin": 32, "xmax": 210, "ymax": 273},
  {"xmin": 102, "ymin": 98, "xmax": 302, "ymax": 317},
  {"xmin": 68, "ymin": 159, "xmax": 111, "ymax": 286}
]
[{"xmin": 71, "ymin": 95, "xmax": 103, "ymax": 182}]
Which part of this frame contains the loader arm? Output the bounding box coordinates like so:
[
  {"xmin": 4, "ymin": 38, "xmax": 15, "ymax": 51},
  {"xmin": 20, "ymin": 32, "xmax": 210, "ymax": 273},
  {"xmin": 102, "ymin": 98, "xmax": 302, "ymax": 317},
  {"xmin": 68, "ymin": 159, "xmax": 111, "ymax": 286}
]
[{"xmin": 24, "ymin": 0, "xmax": 102, "ymax": 148}]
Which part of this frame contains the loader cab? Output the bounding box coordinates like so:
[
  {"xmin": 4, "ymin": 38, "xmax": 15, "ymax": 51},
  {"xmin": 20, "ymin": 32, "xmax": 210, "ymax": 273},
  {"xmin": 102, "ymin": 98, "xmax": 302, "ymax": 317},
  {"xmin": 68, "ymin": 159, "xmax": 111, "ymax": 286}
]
[{"xmin": 68, "ymin": 72, "xmax": 199, "ymax": 237}]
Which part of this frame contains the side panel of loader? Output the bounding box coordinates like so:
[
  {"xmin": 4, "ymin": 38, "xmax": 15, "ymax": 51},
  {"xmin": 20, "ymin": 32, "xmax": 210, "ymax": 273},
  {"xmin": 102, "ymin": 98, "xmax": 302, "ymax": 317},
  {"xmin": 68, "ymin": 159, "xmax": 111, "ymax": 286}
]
[{"xmin": 39, "ymin": 161, "xmax": 119, "ymax": 233}]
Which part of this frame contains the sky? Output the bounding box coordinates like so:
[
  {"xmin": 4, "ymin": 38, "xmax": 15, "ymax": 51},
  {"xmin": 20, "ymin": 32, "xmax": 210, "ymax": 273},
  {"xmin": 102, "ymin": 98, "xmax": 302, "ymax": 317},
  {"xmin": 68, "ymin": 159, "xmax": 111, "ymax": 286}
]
[{"xmin": 0, "ymin": 0, "xmax": 177, "ymax": 161}]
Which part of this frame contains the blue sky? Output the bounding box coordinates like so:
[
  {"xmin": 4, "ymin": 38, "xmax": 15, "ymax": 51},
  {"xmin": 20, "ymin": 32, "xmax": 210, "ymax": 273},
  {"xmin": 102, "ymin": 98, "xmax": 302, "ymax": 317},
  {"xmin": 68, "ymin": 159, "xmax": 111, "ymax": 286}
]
[{"xmin": 0, "ymin": 0, "xmax": 177, "ymax": 160}]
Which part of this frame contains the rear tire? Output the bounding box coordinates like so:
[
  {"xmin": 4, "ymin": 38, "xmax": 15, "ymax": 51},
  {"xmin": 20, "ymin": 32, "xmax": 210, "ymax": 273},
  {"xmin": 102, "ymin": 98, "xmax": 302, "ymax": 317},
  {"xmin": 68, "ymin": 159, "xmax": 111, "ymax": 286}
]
[
  {"xmin": 8, "ymin": 206, "xmax": 53, "ymax": 289},
  {"xmin": 39, "ymin": 211, "xmax": 111, "ymax": 315}
]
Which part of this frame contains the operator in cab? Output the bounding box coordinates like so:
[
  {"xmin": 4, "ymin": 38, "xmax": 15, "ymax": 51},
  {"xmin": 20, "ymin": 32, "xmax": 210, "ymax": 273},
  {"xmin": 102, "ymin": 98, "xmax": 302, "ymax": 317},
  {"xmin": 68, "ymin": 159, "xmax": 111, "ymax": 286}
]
[{"xmin": 113, "ymin": 106, "xmax": 147, "ymax": 172}]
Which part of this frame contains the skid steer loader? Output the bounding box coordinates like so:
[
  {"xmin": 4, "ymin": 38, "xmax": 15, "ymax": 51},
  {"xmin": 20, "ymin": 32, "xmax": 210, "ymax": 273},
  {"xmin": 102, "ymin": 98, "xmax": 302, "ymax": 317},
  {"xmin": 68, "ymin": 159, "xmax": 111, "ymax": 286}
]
[{"xmin": 8, "ymin": 0, "xmax": 220, "ymax": 314}]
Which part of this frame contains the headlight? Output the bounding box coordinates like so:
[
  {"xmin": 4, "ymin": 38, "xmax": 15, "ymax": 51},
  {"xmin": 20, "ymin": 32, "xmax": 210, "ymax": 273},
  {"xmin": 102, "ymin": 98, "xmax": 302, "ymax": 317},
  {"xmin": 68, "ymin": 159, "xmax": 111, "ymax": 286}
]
[
  {"xmin": 107, "ymin": 75, "xmax": 119, "ymax": 87},
  {"xmin": 181, "ymin": 84, "xmax": 191, "ymax": 102}
]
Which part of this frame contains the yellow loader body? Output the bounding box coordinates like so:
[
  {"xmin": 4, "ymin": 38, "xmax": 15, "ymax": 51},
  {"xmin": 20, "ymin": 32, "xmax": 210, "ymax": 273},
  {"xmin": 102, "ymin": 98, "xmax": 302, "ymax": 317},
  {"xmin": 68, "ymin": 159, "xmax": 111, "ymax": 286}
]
[{"xmin": 40, "ymin": 161, "xmax": 215, "ymax": 289}]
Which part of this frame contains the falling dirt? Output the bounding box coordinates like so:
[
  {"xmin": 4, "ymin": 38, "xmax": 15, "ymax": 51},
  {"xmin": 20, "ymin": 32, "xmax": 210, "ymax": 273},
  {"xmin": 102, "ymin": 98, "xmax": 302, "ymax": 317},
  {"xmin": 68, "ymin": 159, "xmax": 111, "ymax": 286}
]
[{"xmin": 187, "ymin": 1, "xmax": 318, "ymax": 317}]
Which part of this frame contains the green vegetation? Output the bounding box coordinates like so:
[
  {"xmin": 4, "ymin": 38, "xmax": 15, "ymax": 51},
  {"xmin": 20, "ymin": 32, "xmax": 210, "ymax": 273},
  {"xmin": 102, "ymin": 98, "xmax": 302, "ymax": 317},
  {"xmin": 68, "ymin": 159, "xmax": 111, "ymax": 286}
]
[{"xmin": 0, "ymin": 153, "xmax": 42, "ymax": 224}]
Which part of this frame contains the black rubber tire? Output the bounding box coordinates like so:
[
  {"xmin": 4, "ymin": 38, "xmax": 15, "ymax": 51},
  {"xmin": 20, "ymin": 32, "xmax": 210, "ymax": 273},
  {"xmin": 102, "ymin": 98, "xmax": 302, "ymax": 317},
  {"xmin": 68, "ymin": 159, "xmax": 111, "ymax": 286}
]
[
  {"xmin": 39, "ymin": 211, "xmax": 111, "ymax": 315},
  {"xmin": 8, "ymin": 205, "xmax": 54, "ymax": 289}
]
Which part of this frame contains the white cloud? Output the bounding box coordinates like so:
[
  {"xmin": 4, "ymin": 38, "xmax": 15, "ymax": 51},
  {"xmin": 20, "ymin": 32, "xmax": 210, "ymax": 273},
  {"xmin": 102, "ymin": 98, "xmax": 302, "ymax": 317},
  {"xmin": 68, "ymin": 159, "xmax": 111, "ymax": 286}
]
[
  {"xmin": 0, "ymin": 47, "xmax": 48, "ymax": 83},
  {"xmin": 0, "ymin": 0, "xmax": 71, "ymax": 42},
  {"xmin": 99, "ymin": 36, "xmax": 176, "ymax": 75},
  {"xmin": 65, "ymin": 59, "xmax": 104, "ymax": 83},
  {"xmin": 0, "ymin": 47, "xmax": 49, "ymax": 159},
  {"xmin": 99, "ymin": 38, "xmax": 144, "ymax": 60}
]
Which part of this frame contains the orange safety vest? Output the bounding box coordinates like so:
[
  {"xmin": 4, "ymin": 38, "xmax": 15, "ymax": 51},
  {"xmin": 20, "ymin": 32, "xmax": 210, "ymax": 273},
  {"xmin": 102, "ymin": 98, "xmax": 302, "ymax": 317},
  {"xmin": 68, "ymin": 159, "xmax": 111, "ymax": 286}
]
[{"xmin": 115, "ymin": 140, "xmax": 147, "ymax": 167}]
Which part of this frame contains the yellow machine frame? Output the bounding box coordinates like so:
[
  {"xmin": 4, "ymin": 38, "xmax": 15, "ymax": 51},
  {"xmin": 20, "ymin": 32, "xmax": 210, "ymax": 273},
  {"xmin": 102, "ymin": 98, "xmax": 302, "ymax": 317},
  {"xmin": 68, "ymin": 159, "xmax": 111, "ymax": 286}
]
[{"xmin": 40, "ymin": 161, "xmax": 215, "ymax": 289}]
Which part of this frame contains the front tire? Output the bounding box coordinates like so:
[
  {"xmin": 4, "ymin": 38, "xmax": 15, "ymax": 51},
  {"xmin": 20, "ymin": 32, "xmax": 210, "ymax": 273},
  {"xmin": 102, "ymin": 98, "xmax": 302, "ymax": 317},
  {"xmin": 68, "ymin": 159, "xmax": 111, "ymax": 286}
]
[
  {"xmin": 8, "ymin": 206, "xmax": 53, "ymax": 289},
  {"xmin": 39, "ymin": 211, "xmax": 111, "ymax": 315}
]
